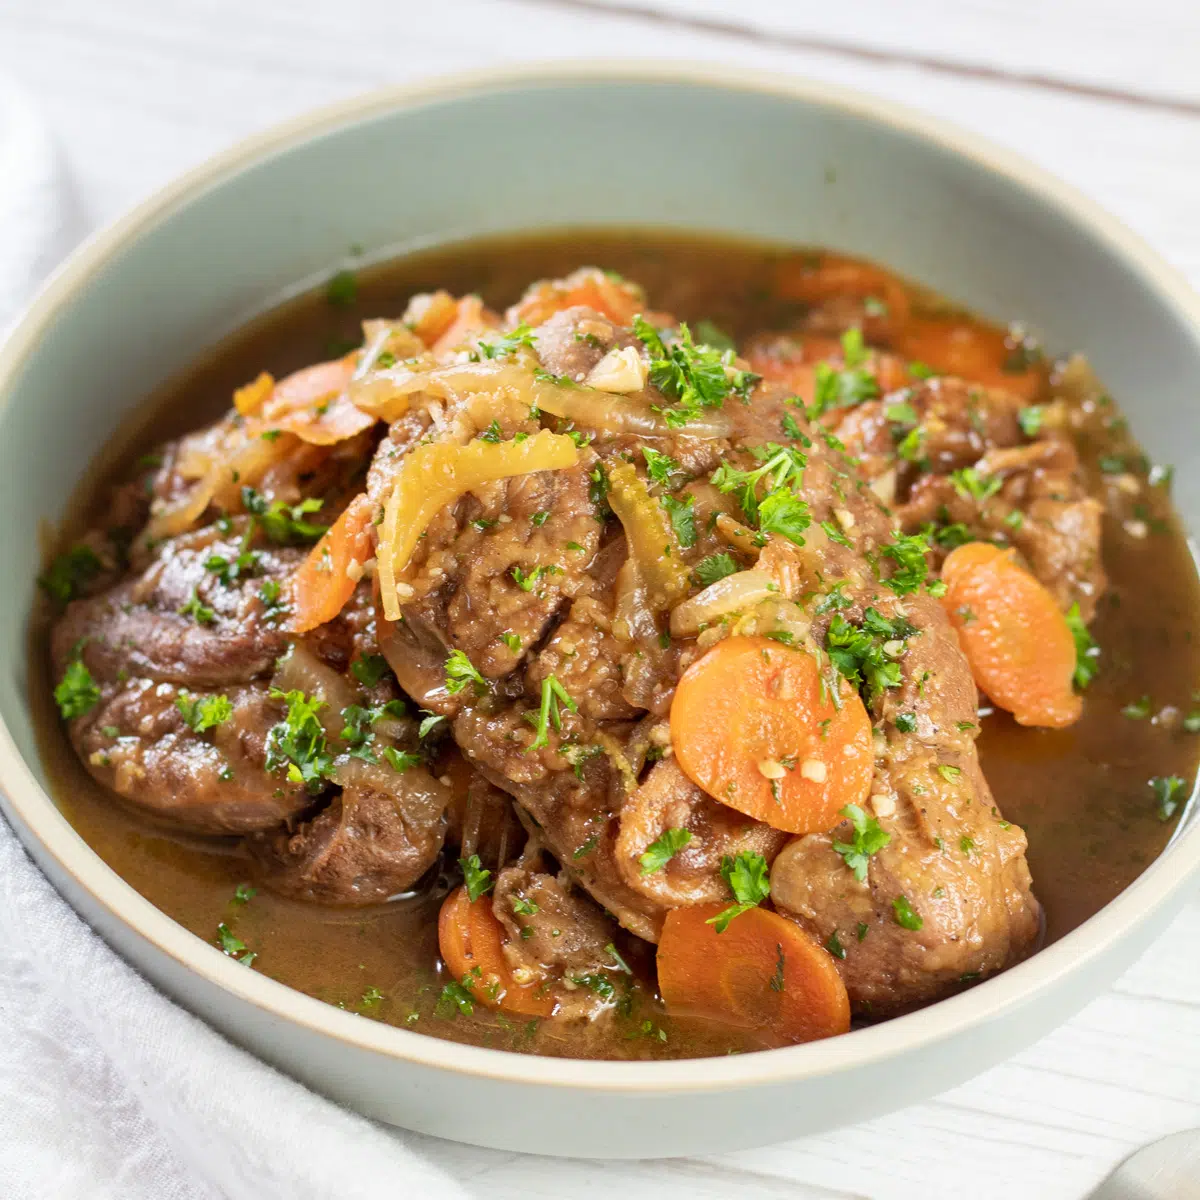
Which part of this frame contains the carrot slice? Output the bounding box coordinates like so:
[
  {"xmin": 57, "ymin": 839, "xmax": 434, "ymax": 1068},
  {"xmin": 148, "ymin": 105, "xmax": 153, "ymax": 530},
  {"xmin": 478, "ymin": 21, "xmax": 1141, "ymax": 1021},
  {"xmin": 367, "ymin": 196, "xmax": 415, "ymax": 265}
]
[
  {"xmin": 257, "ymin": 356, "xmax": 376, "ymax": 446},
  {"xmin": 773, "ymin": 253, "xmax": 911, "ymax": 327},
  {"xmin": 289, "ymin": 494, "xmax": 374, "ymax": 634},
  {"xmin": 896, "ymin": 317, "xmax": 1043, "ymax": 402},
  {"xmin": 437, "ymin": 885, "xmax": 556, "ymax": 1018},
  {"xmin": 657, "ymin": 903, "xmax": 850, "ymax": 1044},
  {"xmin": 940, "ymin": 542, "xmax": 1081, "ymax": 728},
  {"xmin": 511, "ymin": 268, "xmax": 644, "ymax": 327},
  {"xmin": 670, "ymin": 635, "xmax": 873, "ymax": 835}
]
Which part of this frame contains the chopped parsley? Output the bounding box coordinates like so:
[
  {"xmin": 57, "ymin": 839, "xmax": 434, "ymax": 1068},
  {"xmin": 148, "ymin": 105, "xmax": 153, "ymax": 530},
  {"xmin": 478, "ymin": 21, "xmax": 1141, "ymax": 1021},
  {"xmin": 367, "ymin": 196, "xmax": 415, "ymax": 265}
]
[
  {"xmin": 894, "ymin": 712, "xmax": 917, "ymax": 733},
  {"xmin": 475, "ymin": 321, "xmax": 536, "ymax": 360},
  {"xmin": 500, "ymin": 631, "xmax": 522, "ymax": 653},
  {"xmin": 1151, "ymin": 775, "xmax": 1188, "ymax": 822},
  {"xmin": 39, "ymin": 545, "xmax": 103, "ymax": 605},
  {"xmin": 1018, "ymin": 406, "xmax": 1044, "ymax": 437},
  {"xmin": 477, "ymin": 419, "xmax": 504, "ymax": 443},
  {"xmin": 892, "ymin": 895, "xmax": 924, "ymax": 931},
  {"xmin": 692, "ymin": 552, "xmax": 739, "ymax": 587},
  {"xmin": 638, "ymin": 827, "xmax": 693, "ymax": 875},
  {"xmin": 908, "ymin": 360, "xmax": 936, "ymax": 380},
  {"xmin": 436, "ymin": 977, "xmax": 476, "ymax": 1019},
  {"xmin": 232, "ymin": 883, "xmax": 257, "ymax": 905},
  {"xmin": 825, "ymin": 607, "xmax": 917, "ymax": 704},
  {"xmin": 54, "ymin": 659, "xmax": 101, "ymax": 720},
  {"xmin": 215, "ymin": 922, "xmax": 256, "ymax": 966},
  {"xmin": 527, "ymin": 675, "xmax": 577, "ymax": 752},
  {"xmin": 633, "ymin": 316, "xmax": 759, "ymax": 428},
  {"xmin": 706, "ymin": 851, "xmax": 770, "ymax": 932},
  {"xmin": 1064, "ymin": 602, "xmax": 1099, "ymax": 690},
  {"xmin": 1121, "ymin": 695, "xmax": 1152, "ymax": 721},
  {"xmin": 178, "ymin": 588, "xmax": 215, "ymax": 625},
  {"xmin": 757, "ymin": 487, "xmax": 812, "ymax": 547},
  {"xmin": 826, "ymin": 932, "xmax": 847, "ymax": 960},
  {"xmin": 460, "ymin": 854, "xmax": 493, "ymax": 902},
  {"xmin": 175, "ymin": 691, "xmax": 233, "ymax": 733},
  {"xmin": 711, "ymin": 443, "xmax": 807, "ymax": 524},
  {"xmin": 350, "ymin": 654, "xmax": 391, "ymax": 687},
  {"xmin": 950, "ymin": 466, "xmax": 1002, "ymax": 504},
  {"xmin": 661, "ymin": 493, "xmax": 698, "ymax": 548},
  {"xmin": 879, "ymin": 532, "xmax": 935, "ymax": 596},
  {"xmin": 382, "ymin": 746, "xmax": 422, "ymax": 773},
  {"xmin": 265, "ymin": 688, "xmax": 334, "ymax": 791},
  {"xmin": 832, "ymin": 803, "xmax": 892, "ymax": 882},
  {"xmin": 693, "ymin": 318, "xmax": 736, "ymax": 351},
  {"xmin": 241, "ymin": 487, "xmax": 327, "ymax": 544},
  {"xmin": 821, "ymin": 519, "xmax": 853, "ymax": 549},
  {"xmin": 807, "ymin": 329, "xmax": 880, "ymax": 418},
  {"xmin": 444, "ymin": 649, "xmax": 487, "ymax": 696},
  {"xmin": 511, "ymin": 563, "xmax": 562, "ymax": 592},
  {"xmin": 642, "ymin": 446, "xmax": 683, "ymax": 486}
]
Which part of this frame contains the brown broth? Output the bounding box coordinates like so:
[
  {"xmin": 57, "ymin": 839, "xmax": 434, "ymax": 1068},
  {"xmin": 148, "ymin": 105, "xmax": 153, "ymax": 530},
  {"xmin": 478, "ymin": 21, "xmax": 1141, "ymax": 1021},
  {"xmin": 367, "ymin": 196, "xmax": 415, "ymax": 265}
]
[{"xmin": 32, "ymin": 229, "xmax": 1200, "ymax": 1057}]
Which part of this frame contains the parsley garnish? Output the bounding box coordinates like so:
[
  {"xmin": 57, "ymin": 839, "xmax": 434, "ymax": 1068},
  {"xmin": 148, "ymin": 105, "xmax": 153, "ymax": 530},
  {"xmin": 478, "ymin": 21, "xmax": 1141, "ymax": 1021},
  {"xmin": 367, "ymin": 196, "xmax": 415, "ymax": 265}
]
[
  {"xmin": 511, "ymin": 563, "xmax": 562, "ymax": 592},
  {"xmin": 832, "ymin": 803, "xmax": 891, "ymax": 882},
  {"xmin": 382, "ymin": 746, "xmax": 422, "ymax": 772},
  {"xmin": 179, "ymin": 588, "xmax": 215, "ymax": 625},
  {"xmin": 477, "ymin": 419, "xmax": 503, "ymax": 443},
  {"xmin": 175, "ymin": 691, "xmax": 233, "ymax": 733},
  {"xmin": 241, "ymin": 487, "xmax": 327, "ymax": 544},
  {"xmin": 642, "ymin": 446, "xmax": 683, "ymax": 486},
  {"xmin": 693, "ymin": 552, "xmax": 739, "ymax": 587},
  {"xmin": 1064, "ymin": 603, "xmax": 1099, "ymax": 690},
  {"xmin": 711, "ymin": 444, "xmax": 807, "ymax": 524},
  {"xmin": 436, "ymin": 978, "xmax": 476, "ymax": 1019},
  {"xmin": 879, "ymin": 532, "xmax": 934, "ymax": 595},
  {"xmin": 1018, "ymin": 406, "xmax": 1044, "ymax": 437},
  {"xmin": 39, "ymin": 545, "xmax": 103, "ymax": 605},
  {"xmin": 476, "ymin": 321, "xmax": 536, "ymax": 360},
  {"xmin": 807, "ymin": 329, "xmax": 880, "ymax": 418},
  {"xmin": 825, "ymin": 607, "xmax": 917, "ymax": 704},
  {"xmin": 633, "ymin": 316, "xmax": 759, "ymax": 428},
  {"xmin": 894, "ymin": 712, "xmax": 917, "ymax": 733},
  {"xmin": 527, "ymin": 675, "xmax": 577, "ymax": 752},
  {"xmin": 706, "ymin": 851, "xmax": 770, "ymax": 932},
  {"xmin": 1121, "ymin": 695, "xmax": 1152, "ymax": 720},
  {"xmin": 351, "ymin": 654, "xmax": 391, "ymax": 687},
  {"xmin": 892, "ymin": 895, "xmax": 924, "ymax": 931},
  {"xmin": 444, "ymin": 649, "xmax": 487, "ymax": 696},
  {"xmin": 265, "ymin": 688, "xmax": 334, "ymax": 792},
  {"xmin": 1151, "ymin": 775, "xmax": 1188, "ymax": 822},
  {"xmin": 639, "ymin": 827, "xmax": 692, "ymax": 874},
  {"xmin": 950, "ymin": 467, "xmax": 1002, "ymax": 503},
  {"xmin": 54, "ymin": 658, "xmax": 101, "ymax": 720},
  {"xmin": 661, "ymin": 494, "xmax": 697, "ymax": 548},
  {"xmin": 460, "ymin": 854, "xmax": 493, "ymax": 902},
  {"xmin": 232, "ymin": 883, "xmax": 257, "ymax": 905},
  {"xmin": 215, "ymin": 922, "xmax": 256, "ymax": 966},
  {"xmin": 758, "ymin": 487, "xmax": 812, "ymax": 547}
]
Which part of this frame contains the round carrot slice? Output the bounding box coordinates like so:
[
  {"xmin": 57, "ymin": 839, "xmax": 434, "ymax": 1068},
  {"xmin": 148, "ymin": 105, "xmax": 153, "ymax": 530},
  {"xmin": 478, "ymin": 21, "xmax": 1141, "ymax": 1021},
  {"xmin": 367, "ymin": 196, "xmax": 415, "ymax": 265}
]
[
  {"xmin": 437, "ymin": 885, "xmax": 555, "ymax": 1018},
  {"xmin": 670, "ymin": 635, "xmax": 873, "ymax": 835},
  {"xmin": 657, "ymin": 903, "xmax": 850, "ymax": 1044},
  {"xmin": 940, "ymin": 542, "xmax": 1081, "ymax": 728}
]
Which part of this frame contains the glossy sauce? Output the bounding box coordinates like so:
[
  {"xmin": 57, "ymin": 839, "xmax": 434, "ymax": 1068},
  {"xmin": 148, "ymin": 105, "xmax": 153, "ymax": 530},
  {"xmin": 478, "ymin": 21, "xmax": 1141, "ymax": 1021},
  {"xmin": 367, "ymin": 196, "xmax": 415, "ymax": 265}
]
[{"xmin": 33, "ymin": 230, "xmax": 1200, "ymax": 1057}]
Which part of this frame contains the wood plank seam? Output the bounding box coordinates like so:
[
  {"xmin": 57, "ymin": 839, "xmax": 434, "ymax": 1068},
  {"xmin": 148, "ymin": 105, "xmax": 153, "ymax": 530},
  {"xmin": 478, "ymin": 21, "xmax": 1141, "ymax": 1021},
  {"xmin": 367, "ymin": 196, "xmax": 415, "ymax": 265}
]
[{"xmin": 522, "ymin": 0, "xmax": 1200, "ymax": 119}]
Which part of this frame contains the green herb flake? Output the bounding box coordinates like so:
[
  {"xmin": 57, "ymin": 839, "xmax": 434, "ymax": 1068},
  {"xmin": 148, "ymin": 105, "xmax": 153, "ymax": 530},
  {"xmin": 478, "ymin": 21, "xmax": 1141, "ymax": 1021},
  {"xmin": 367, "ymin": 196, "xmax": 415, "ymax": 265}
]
[
  {"xmin": 638, "ymin": 827, "xmax": 693, "ymax": 875},
  {"xmin": 832, "ymin": 803, "xmax": 892, "ymax": 882},
  {"xmin": 892, "ymin": 895, "xmax": 924, "ymax": 931},
  {"xmin": 1065, "ymin": 603, "xmax": 1100, "ymax": 691},
  {"xmin": 1150, "ymin": 775, "xmax": 1188, "ymax": 822},
  {"xmin": 326, "ymin": 269, "xmax": 357, "ymax": 308},
  {"xmin": 54, "ymin": 659, "xmax": 101, "ymax": 720},
  {"xmin": 460, "ymin": 854, "xmax": 493, "ymax": 902},
  {"xmin": 444, "ymin": 649, "xmax": 488, "ymax": 697},
  {"xmin": 706, "ymin": 851, "xmax": 770, "ymax": 932},
  {"xmin": 175, "ymin": 691, "xmax": 234, "ymax": 733},
  {"xmin": 693, "ymin": 553, "xmax": 739, "ymax": 587},
  {"xmin": 265, "ymin": 688, "xmax": 335, "ymax": 792},
  {"xmin": 39, "ymin": 545, "xmax": 103, "ymax": 606}
]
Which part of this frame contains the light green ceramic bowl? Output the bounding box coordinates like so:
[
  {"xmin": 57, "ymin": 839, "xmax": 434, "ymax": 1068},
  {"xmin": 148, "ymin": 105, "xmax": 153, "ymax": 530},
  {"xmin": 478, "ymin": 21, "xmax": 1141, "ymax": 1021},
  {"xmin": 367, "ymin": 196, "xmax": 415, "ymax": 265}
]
[{"xmin": 1, "ymin": 63, "xmax": 1198, "ymax": 1158}]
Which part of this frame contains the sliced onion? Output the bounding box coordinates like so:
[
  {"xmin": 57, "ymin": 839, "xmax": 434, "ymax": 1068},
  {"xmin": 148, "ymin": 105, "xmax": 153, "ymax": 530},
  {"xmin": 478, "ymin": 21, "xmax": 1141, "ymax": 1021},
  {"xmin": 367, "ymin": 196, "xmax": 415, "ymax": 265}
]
[
  {"xmin": 377, "ymin": 429, "xmax": 580, "ymax": 621},
  {"xmin": 669, "ymin": 569, "xmax": 777, "ymax": 637},
  {"xmin": 272, "ymin": 642, "xmax": 356, "ymax": 737},
  {"xmin": 606, "ymin": 460, "xmax": 689, "ymax": 612}
]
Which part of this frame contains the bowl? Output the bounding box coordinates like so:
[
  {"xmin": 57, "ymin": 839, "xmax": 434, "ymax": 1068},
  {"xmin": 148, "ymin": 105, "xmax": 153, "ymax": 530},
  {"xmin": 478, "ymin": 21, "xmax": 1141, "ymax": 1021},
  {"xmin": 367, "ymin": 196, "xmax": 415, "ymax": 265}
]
[{"xmin": 2, "ymin": 62, "xmax": 1199, "ymax": 1160}]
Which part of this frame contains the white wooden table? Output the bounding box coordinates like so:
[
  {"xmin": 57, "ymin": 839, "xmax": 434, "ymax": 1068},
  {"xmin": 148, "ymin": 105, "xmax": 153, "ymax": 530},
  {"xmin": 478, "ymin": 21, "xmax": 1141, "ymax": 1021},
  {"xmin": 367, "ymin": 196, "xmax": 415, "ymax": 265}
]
[{"xmin": 3, "ymin": 2, "xmax": 1200, "ymax": 1195}]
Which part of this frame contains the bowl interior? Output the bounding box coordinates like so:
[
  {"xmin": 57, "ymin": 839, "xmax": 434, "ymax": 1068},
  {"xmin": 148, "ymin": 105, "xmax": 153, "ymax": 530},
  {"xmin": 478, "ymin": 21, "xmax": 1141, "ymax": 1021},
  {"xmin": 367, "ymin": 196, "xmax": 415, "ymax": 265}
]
[{"xmin": 3, "ymin": 67, "xmax": 1200, "ymax": 1087}]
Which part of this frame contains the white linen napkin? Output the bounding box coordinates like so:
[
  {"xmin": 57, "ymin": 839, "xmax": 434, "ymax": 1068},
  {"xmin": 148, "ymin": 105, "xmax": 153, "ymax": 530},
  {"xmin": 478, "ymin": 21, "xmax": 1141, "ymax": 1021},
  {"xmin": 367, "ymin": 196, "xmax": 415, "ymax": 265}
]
[{"xmin": 0, "ymin": 76, "xmax": 468, "ymax": 1200}]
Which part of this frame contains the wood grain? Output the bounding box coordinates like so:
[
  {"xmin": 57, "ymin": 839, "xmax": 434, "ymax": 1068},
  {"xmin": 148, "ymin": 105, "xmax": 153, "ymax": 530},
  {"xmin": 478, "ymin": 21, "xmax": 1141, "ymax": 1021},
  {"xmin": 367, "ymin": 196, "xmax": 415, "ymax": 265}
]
[{"xmin": 1, "ymin": 1, "xmax": 1199, "ymax": 1195}]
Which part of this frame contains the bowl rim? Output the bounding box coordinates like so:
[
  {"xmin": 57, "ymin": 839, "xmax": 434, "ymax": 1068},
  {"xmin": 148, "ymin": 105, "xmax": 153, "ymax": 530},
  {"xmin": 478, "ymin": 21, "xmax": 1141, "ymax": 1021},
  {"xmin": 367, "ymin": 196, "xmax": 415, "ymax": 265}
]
[{"xmin": 3, "ymin": 58, "xmax": 1199, "ymax": 1094}]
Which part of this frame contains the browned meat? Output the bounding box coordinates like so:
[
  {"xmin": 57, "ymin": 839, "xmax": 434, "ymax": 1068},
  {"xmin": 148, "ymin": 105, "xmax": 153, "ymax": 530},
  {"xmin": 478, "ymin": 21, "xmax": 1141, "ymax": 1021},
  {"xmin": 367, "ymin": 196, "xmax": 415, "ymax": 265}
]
[
  {"xmin": 531, "ymin": 306, "xmax": 628, "ymax": 381},
  {"xmin": 52, "ymin": 525, "xmax": 298, "ymax": 690},
  {"xmin": 494, "ymin": 865, "xmax": 615, "ymax": 978},
  {"xmin": 444, "ymin": 768, "xmax": 524, "ymax": 869},
  {"xmin": 614, "ymin": 759, "xmax": 788, "ymax": 907},
  {"xmin": 254, "ymin": 759, "xmax": 450, "ymax": 904},
  {"xmin": 771, "ymin": 590, "xmax": 1041, "ymax": 1015},
  {"xmin": 70, "ymin": 680, "xmax": 311, "ymax": 834}
]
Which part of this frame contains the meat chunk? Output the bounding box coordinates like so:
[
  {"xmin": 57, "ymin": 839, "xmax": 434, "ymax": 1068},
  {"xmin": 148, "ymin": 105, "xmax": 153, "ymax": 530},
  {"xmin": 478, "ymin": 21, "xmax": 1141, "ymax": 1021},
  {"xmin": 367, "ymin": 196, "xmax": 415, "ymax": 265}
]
[
  {"xmin": 254, "ymin": 758, "xmax": 450, "ymax": 904},
  {"xmin": 614, "ymin": 759, "xmax": 788, "ymax": 907},
  {"xmin": 771, "ymin": 591, "xmax": 1041, "ymax": 1015},
  {"xmin": 69, "ymin": 679, "xmax": 311, "ymax": 834},
  {"xmin": 52, "ymin": 525, "xmax": 298, "ymax": 690}
]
